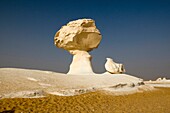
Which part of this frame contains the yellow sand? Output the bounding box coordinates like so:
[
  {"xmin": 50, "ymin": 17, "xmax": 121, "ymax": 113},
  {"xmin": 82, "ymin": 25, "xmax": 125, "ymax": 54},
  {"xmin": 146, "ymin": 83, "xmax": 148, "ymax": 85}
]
[{"xmin": 0, "ymin": 87, "xmax": 170, "ymax": 113}]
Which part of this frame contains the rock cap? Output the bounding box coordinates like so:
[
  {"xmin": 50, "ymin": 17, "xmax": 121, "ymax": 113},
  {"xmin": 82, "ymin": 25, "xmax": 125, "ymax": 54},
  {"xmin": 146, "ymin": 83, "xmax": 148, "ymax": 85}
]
[{"xmin": 54, "ymin": 19, "xmax": 102, "ymax": 52}]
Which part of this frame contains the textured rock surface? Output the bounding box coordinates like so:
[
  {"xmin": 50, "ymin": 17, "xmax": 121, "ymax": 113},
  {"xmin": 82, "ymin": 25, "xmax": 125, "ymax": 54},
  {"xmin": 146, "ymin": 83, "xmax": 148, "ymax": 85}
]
[
  {"xmin": 67, "ymin": 50, "xmax": 94, "ymax": 75},
  {"xmin": 54, "ymin": 19, "xmax": 102, "ymax": 52},
  {"xmin": 105, "ymin": 58, "xmax": 125, "ymax": 74},
  {"xmin": 0, "ymin": 68, "xmax": 145, "ymax": 98},
  {"xmin": 54, "ymin": 19, "xmax": 102, "ymax": 74}
]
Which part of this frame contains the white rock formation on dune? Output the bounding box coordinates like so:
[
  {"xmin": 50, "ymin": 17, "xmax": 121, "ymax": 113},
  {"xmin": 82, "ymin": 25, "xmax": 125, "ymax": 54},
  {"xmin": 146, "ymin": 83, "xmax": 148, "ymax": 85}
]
[
  {"xmin": 144, "ymin": 77, "xmax": 170, "ymax": 87},
  {"xmin": 0, "ymin": 68, "xmax": 146, "ymax": 98},
  {"xmin": 0, "ymin": 19, "xmax": 156, "ymax": 98},
  {"xmin": 105, "ymin": 58, "xmax": 125, "ymax": 74},
  {"xmin": 156, "ymin": 77, "xmax": 167, "ymax": 81},
  {"xmin": 67, "ymin": 50, "xmax": 94, "ymax": 74},
  {"xmin": 54, "ymin": 19, "xmax": 102, "ymax": 74},
  {"xmin": 156, "ymin": 78, "xmax": 162, "ymax": 81}
]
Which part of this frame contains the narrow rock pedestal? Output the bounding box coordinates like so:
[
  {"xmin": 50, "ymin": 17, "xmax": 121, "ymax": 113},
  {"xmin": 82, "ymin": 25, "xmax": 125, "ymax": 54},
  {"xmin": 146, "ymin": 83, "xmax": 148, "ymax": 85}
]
[{"xmin": 67, "ymin": 50, "xmax": 94, "ymax": 75}]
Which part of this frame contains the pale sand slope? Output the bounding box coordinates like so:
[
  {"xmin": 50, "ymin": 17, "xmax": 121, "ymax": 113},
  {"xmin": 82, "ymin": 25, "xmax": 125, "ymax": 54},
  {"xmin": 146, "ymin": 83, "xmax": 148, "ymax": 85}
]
[
  {"xmin": 1, "ymin": 88, "xmax": 170, "ymax": 113},
  {"xmin": 0, "ymin": 68, "xmax": 152, "ymax": 98}
]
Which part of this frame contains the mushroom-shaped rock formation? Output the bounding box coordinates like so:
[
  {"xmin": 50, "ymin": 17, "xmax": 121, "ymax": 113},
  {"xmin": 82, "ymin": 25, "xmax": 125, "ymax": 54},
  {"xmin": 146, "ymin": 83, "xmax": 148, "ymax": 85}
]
[
  {"xmin": 54, "ymin": 19, "xmax": 102, "ymax": 75},
  {"xmin": 105, "ymin": 58, "xmax": 126, "ymax": 74}
]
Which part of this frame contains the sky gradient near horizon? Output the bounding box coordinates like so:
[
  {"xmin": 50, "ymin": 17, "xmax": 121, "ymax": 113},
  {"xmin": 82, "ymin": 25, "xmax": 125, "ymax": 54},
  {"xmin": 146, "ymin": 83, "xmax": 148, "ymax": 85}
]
[{"xmin": 0, "ymin": 0, "xmax": 170, "ymax": 80}]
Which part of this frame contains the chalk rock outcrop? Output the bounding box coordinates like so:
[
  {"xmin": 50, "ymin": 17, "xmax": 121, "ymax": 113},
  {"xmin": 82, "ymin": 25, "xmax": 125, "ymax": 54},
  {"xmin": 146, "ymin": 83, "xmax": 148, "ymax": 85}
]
[
  {"xmin": 156, "ymin": 78, "xmax": 162, "ymax": 81},
  {"xmin": 105, "ymin": 58, "xmax": 125, "ymax": 74},
  {"xmin": 54, "ymin": 19, "xmax": 102, "ymax": 52},
  {"xmin": 67, "ymin": 50, "xmax": 94, "ymax": 74},
  {"xmin": 54, "ymin": 19, "xmax": 102, "ymax": 74},
  {"xmin": 156, "ymin": 77, "xmax": 167, "ymax": 81}
]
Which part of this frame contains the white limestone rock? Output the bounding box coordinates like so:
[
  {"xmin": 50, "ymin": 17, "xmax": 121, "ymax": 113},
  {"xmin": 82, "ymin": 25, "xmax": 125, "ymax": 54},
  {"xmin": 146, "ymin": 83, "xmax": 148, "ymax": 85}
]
[
  {"xmin": 156, "ymin": 77, "xmax": 167, "ymax": 81},
  {"xmin": 54, "ymin": 19, "xmax": 102, "ymax": 74},
  {"xmin": 0, "ymin": 68, "xmax": 147, "ymax": 98},
  {"xmin": 162, "ymin": 77, "xmax": 167, "ymax": 81},
  {"xmin": 156, "ymin": 78, "xmax": 162, "ymax": 81},
  {"xmin": 105, "ymin": 58, "xmax": 125, "ymax": 74},
  {"xmin": 54, "ymin": 19, "xmax": 102, "ymax": 52},
  {"xmin": 67, "ymin": 50, "xmax": 94, "ymax": 75}
]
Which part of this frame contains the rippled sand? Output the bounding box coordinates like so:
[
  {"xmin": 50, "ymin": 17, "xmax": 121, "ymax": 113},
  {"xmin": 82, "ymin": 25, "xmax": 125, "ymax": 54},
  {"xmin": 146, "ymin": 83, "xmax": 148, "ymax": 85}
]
[{"xmin": 0, "ymin": 87, "xmax": 170, "ymax": 113}]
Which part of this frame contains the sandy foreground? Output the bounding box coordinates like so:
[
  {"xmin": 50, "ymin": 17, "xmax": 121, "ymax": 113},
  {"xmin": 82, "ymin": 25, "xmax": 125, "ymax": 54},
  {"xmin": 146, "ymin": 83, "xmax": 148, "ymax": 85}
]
[
  {"xmin": 0, "ymin": 68, "xmax": 170, "ymax": 112},
  {"xmin": 0, "ymin": 87, "xmax": 170, "ymax": 113}
]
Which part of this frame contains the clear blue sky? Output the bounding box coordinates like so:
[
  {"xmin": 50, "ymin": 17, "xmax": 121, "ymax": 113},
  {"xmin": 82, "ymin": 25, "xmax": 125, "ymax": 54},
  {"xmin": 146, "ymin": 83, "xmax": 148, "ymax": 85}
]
[{"xmin": 0, "ymin": 0, "xmax": 170, "ymax": 80}]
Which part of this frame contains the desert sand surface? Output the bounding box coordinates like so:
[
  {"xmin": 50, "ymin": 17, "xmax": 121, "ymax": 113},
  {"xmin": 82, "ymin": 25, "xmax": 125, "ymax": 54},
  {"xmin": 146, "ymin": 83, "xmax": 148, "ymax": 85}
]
[
  {"xmin": 1, "ymin": 68, "xmax": 169, "ymax": 112},
  {"xmin": 0, "ymin": 87, "xmax": 170, "ymax": 113}
]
